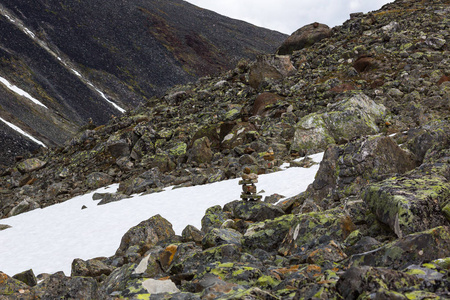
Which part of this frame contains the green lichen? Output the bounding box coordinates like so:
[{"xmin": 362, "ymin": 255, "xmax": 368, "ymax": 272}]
[
  {"xmin": 256, "ymin": 275, "xmax": 280, "ymax": 289},
  {"xmin": 168, "ymin": 142, "xmax": 187, "ymax": 157}
]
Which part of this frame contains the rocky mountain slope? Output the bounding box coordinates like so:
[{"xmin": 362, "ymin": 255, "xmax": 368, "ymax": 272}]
[
  {"xmin": 1, "ymin": 0, "xmax": 450, "ymax": 298},
  {"xmin": 0, "ymin": 0, "xmax": 286, "ymax": 166}
]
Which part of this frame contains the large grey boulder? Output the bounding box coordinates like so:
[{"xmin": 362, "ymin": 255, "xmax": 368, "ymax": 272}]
[
  {"xmin": 291, "ymin": 93, "xmax": 386, "ymax": 155},
  {"xmin": 307, "ymin": 135, "xmax": 417, "ymax": 203},
  {"xmin": 277, "ymin": 22, "xmax": 332, "ymax": 55},
  {"xmin": 364, "ymin": 173, "xmax": 450, "ymax": 238},
  {"xmin": 115, "ymin": 214, "xmax": 175, "ymax": 257}
]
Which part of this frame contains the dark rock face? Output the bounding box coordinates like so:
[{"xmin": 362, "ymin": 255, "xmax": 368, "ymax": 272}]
[
  {"xmin": 0, "ymin": 0, "xmax": 287, "ymax": 165},
  {"xmin": 307, "ymin": 136, "xmax": 417, "ymax": 205},
  {"xmin": 277, "ymin": 22, "xmax": 332, "ymax": 55}
]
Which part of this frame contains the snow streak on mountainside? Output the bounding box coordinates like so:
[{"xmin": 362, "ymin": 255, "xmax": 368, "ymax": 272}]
[
  {"xmin": 0, "ymin": 0, "xmax": 286, "ymax": 166},
  {"xmin": 0, "ymin": 117, "xmax": 47, "ymax": 147}
]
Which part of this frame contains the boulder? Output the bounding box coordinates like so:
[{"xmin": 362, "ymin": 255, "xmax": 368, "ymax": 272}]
[
  {"xmin": 34, "ymin": 271, "xmax": 102, "ymax": 299},
  {"xmin": 187, "ymin": 136, "xmax": 213, "ymax": 165},
  {"xmin": 364, "ymin": 173, "xmax": 450, "ymax": 237},
  {"xmin": 243, "ymin": 214, "xmax": 297, "ymax": 252},
  {"xmin": 201, "ymin": 205, "xmax": 229, "ymax": 233},
  {"xmin": 277, "ymin": 22, "xmax": 332, "ymax": 55},
  {"xmin": 248, "ymin": 55, "xmax": 296, "ymax": 89},
  {"xmin": 336, "ymin": 266, "xmax": 422, "ymax": 300},
  {"xmin": 170, "ymin": 244, "xmax": 241, "ymax": 275},
  {"xmin": 0, "ymin": 271, "xmax": 35, "ymax": 299},
  {"xmin": 278, "ymin": 208, "xmax": 355, "ymax": 256},
  {"xmin": 115, "ymin": 214, "xmax": 176, "ymax": 257},
  {"xmin": 252, "ymin": 92, "xmax": 285, "ymax": 116},
  {"xmin": 100, "ymin": 263, "xmax": 136, "ymax": 295},
  {"xmin": 106, "ymin": 139, "xmax": 130, "ymax": 158},
  {"xmin": 349, "ymin": 226, "xmax": 450, "ymax": 270},
  {"xmin": 182, "ymin": 225, "xmax": 205, "ymax": 244},
  {"xmin": 220, "ymin": 123, "xmax": 258, "ymax": 150},
  {"xmin": 86, "ymin": 172, "xmax": 112, "ymax": 189},
  {"xmin": 307, "ymin": 135, "xmax": 417, "ymax": 203},
  {"xmin": 202, "ymin": 228, "xmax": 243, "ymax": 249},
  {"xmin": 118, "ymin": 170, "xmax": 163, "ymax": 195},
  {"xmin": 16, "ymin": 158, "xmax": 46, "ymax": 173},
  {"xmin": 7, "ymin": 198, "xmax": 40, "ymax": 217},
  {"xmin": 141, "ymin": 152, "xmax": 176, "ymax": 173},
  {"xmin": 97, "ymin": 193, "xmax": 129, "ymax": 205},
  {"xmin": 233, "ymin": 201, "xmax": 285, "ymax": 222},
  {"xmin": 71, "ymin": 258, "xmax": 114, "ymax": 277},
  {"xmin": 12, "ymin": 269, "xmax": 37, "ymax": 287},
  {"xmin": 291, "ymin": 93, "xmax": 387, "ymax": 155}
]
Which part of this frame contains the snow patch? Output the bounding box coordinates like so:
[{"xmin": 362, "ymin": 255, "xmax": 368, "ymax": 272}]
[
  {"xmin": 0, "ymin": 155, "xmax": 323, "ymax": 276},
  {"xmin": 0, "ymin": 76, "xmax": 48, "ymax": 109},
  {"xmin": 0, "ymin": 117, "xmax": 47, "ymax": 148}
]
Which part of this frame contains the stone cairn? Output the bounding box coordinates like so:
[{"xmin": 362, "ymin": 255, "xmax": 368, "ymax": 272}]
[{"xmin": 239, "ymin": 167, "xmax": 262, "ymax": 201}]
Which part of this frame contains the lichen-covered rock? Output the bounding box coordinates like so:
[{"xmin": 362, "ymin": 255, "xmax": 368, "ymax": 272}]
[
  {"xmin": 96, "ymin": 193, "xmax": 129, "ymax": 205},
  {"xmin": 182, "ymin": 225, "xmax": 204, "ymax": 244},
  {"xmin": 308, "ymin": 135, "xmax": 417, "ymax": 204},
  {"xmin": 34, "ymin": 271, "xmax": 103, "ymax": 299},
  {"xmin": 171, "ymin": 244, "xmax": 241, "ymax": 276},
  {"xmin": 12, "ymin": 269, "xmax": 37, "ymax": 287},
  {"xmin": 291, "ymin": 94, "xmax": 386, "ymax": 155},
  {"xmin": 118, "ymin": 170, "xmax": 163, "ymax": 195},
  {"xmin": 141, "ymin": 152, "xmax": 176, "ymax": 173},
  {"xmin": 71, "ymin": 258, "xmax": 114, "ymax": 278},
  {"xmin": 243, "ymin": 214, "xmax": 297, "ymax": 252},
  {"xmin": 349, "ymin": 226, "xmax": 450, "ymax": 270},
  {"xmin": 201, "ymin": 205, "xmax": 229, "ymax": 233},
  {"xmin": 106, "ymin": 138, "xmax": 130, "ymax": 159},
  {"xmin": 202, "ymin": 228, "xmax": 243, "ymax": 249},
  {"xmin": 233, "ymin": 201, "xmax": 285, "ymax": 223},
  {"xmin": 86, "ymin": 172, "xmax": 112, "ymax": 189},
  {"xmin": 16, "ymin": 158, "xmax": 47, "ymax": 174},
  {"xmin": 7, "ymin": 198, "xmax": 40, "ymax": 217},
  {"xmin": 100, "ymin": 263, "xmax": 136, "ymax": 295},
  {"xmin": 248, "ymin": 55, "xmax": 296, "ymax": 89},
  {"xmin": 0, "ymin": 271, "xmax": 35, "ymax": 299},
  {"xmin": 336, "ymin": 266, "xmax": 421, "ymax": 300},
  {"xmin": 277, "ymin": 22, "xmax": 332, "ymax": 55},
  {"xmin": 195, "ymin": 262, "xmax": 263, "ymax": 288},
  {"xmin": 220, "ymin": 123, "xmax": 258, "ymax": 150},
  {"xmin": 115, "ymin": 214, "xmax": 176, "ymax": 257},
  {"xmin": 364, "ymin": 173, "xmax": 450, "ymax": 237},
  {"xmin": 278, "ymin": 208, "xmax": 355, "ymax": 257},
  {"xmin": 187, "ymin": 136, "xmax": 213, "ymax": 165}
]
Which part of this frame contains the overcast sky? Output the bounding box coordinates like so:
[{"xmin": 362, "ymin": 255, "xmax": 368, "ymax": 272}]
[{"xmin": 184, "ymin": 0, "xmax": 394, "ymax": 34}]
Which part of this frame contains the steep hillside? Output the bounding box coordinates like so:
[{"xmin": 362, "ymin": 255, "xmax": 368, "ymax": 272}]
[
  {"xmin": 0, "ymin": 0, "xmax": 286, "ymax": 165},
  {"xmin": 0, "ymin": 0, "xmax": 450, "ymax": 298}
]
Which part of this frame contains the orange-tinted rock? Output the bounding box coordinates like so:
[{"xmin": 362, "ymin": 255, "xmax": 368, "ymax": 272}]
[
  {"xmin": 252, "ymin": 93, "xmax": 285, "ymax": 116},
  {"xmin": 437, "ymin": 75, "xmax": 450, "ymax": 85},
  {"xmin": 249, "ymin": 55, "xmax": 296, "ymax": 89},
  {"xmin": 353, "ymin": 56, "xmax": 377, "ymax": 73}
]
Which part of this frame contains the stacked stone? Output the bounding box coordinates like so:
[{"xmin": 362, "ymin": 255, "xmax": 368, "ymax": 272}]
[{"xmin": 239, "ymin": 167, "xmax": 262, "ymax": 201}]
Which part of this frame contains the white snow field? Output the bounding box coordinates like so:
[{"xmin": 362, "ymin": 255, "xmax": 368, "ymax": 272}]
[{"xmin": 0, "ymin": 153, "xmax": 323, "ymax": 276}]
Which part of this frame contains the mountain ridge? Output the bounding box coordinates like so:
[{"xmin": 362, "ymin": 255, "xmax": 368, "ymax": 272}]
[{"xmin": 0, "ymin": 0, "xmax": 286, "ymax": 166}]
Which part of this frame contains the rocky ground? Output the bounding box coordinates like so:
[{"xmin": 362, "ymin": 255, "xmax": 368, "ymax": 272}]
[{"xmin": 1, "ymin": 0, "xmax": 450, "ymax": 298}]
